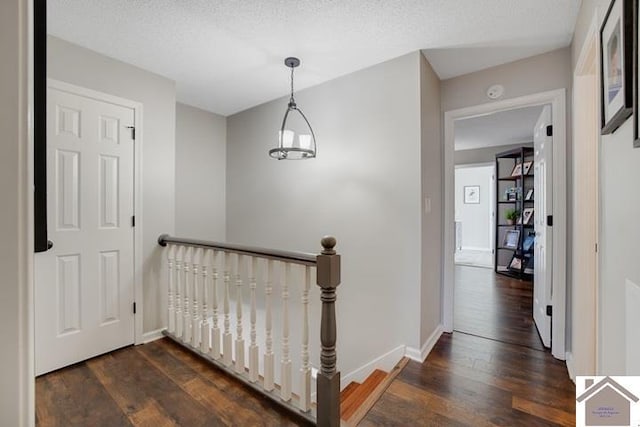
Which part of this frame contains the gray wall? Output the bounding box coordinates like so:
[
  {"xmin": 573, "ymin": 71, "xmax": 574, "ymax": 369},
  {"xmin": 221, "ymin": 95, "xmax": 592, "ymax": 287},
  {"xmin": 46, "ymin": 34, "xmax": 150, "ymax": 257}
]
[
  {"xmin": 0, "ymin": 0, "xmax": 32, "ymax": 424},
  {"xmin": 441, "ymin": 48, "xmax": 573, "ymax": 112},
  {"xmin": 48, "ymin": 36, "xmax": 176, "ymax": 333},
  {"xmin": 419, "ymin": 54, "xmax": 443, "ymax": 346},
  {"xmin": 175, "ymin": 103, "xmax": 226, "ymax": 241},
  {"xmin": 455, "ymin": 143, "xmax": 533, "ymax": 165},
  {"xmin": 226, "ymin": 52, "xmax": 428, "ymax": 377},
  {"xmin": 573, "ymin": 1, "xmax": 640, "ymax": 375}
]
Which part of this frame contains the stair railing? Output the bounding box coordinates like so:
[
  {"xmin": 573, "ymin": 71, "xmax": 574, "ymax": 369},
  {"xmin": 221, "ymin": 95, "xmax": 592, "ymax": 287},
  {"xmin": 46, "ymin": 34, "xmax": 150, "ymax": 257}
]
[{"xmin": 157, "ymin": 234, "xmax": 341, "ymax": 426}]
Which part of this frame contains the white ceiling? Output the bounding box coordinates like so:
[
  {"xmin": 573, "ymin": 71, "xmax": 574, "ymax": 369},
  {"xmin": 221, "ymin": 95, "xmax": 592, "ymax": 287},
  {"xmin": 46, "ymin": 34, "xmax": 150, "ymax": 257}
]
[
  {"xmin": 48, "ymin": 0, "xmax": 581, "ymax": 116},
  {"xmin": 454, "ymin": 105, "xmax": 544, "ymax": 151}
]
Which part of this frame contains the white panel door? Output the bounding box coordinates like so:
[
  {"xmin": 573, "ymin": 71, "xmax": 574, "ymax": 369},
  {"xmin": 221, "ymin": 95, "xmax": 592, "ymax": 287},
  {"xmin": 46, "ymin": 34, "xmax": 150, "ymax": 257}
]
[
  {"xmin": 35, "ymin": 86, "xmax": 136, "ymax": 375},
  {"xmin": 533, "ymin": 105, "xmax": 553, "ymax": 348}
]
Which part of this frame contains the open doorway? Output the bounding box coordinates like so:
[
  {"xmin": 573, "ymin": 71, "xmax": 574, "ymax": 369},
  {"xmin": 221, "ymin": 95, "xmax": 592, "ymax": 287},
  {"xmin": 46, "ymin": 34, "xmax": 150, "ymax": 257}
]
[
  {"xmin": 444, "ymin": 89, "xmax": 567, "ymax": 360},
  {"xmin": 453, "ymin": 105, "xmax": 549, "ymax": 351},
  {"xmin": 454, "ymin": 163, "xmax": 495, "ymax": 269}
]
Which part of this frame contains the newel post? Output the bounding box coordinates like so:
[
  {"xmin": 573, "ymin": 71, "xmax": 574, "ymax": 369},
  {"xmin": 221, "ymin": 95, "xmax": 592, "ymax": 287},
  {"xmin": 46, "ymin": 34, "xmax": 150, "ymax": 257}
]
[{"xmin": 316, "ymin": 236, "xmax": 341, "ymax": 427}]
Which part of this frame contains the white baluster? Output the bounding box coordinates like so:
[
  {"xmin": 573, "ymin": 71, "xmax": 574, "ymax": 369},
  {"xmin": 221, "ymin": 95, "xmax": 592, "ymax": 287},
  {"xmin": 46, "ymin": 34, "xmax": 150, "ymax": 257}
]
[
  {"xmin": 183, "ymin": 247, "xmax": 191, "ymax": 342},
  {"xmin": 248, "ymin": 257, "xmax": 259, "ymax": 383},
  {"xmin": 264, "ymin": 259, "xmax": 275, "ymax": 391},
  {"xmin": 210, "ymin": 250, "xmax": 221, "ymax": 359},
  {"xmin": 222, "ymin": 252, "xmax": 233, "ymax": 366},
  {"xmin": 235, "ymin": 254, "xmax": 245, "ymax": 374},
  {"xmin": 200, "ymin": 249, "xmax": 210, "ymax": 353},
  {"xmin": 299, "ymin": 265, "xmax": 312, "ymax": 411},
  {"xmin": 192, "ymin": 248, "xmax": 201, "ymax": 348},
  {"xmin": 281, "ymin": 262, "xmax": 292, "ymax": 402},
  {"xmin": 167, "ymin": 245, "xmax": 176, "ymax": 334},
  {"xmin": 175, "ymin": 246, "xmax": 183, "ymax": 338}
]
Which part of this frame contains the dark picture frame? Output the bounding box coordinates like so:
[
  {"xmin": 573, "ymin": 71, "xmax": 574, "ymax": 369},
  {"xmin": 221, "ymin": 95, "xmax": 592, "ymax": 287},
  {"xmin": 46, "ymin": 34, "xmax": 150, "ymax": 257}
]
[
  {"xmin": 601, "ymin": 0, "xmax": 633, "ymax": 135},
  {"xmin": 463, "ymin": 186, "xmax": 480, "ymax": 204},
  {"xmin": 633, "ymin": 0, "xmax": 640, "ymax": 146}
]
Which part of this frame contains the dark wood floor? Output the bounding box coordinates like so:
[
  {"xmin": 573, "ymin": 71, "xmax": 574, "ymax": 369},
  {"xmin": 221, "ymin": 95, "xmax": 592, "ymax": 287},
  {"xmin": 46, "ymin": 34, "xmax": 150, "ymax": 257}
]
[
  {"xmin": 37, "ymin": 266, "xmax": 573, "ymax": 426},
  {"xmin": 454, "ymin": 264, "xmax": 545, "ymax": 351},
  {"xmin": 362, "ymin": 265, "xmax": 574, "ymax": 426},
  {"xmin": 36, "ymin": 338, "xmax": 307, "ymax": 426},
  {"xmin": 362, "ymin": 332, "xmax": 575, "ymax": 426}
]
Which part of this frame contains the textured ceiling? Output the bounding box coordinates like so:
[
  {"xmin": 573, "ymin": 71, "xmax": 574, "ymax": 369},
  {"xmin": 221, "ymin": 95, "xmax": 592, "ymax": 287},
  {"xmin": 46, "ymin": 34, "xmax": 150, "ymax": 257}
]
[
  {"xmin": 48, "ymin": 0, "xmax": 581, "ymax": 116},
  {"xmin": 455, "ymin": 105, "xmax": 544, "ymax": 151}
]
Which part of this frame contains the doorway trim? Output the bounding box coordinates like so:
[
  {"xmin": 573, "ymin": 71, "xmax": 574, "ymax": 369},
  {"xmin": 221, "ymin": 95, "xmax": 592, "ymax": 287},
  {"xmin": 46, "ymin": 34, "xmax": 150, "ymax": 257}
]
[
  {"xmin": 47, "ymin": 78, "xmax": 145, "ymax": 345},
  {"xmin": 443, "ymin": 88, "xmax": 567, "ymax": 360},
  {"xmin": 569, "ymin": 11, "xmax": 600, "ymax": 379}
]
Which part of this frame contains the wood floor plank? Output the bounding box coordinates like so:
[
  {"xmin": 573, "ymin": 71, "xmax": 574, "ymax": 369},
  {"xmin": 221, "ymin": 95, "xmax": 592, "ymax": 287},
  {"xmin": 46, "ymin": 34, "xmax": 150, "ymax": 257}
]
[
  {"xmin": 91, "ymin": 345, "xmax": 222, "ymax": 426},
  {"xmin": 36, "ymin": 364, "xmax": 132, "ymax": 427},
  {"xmin": 150, "ymin": 339, "xmax": 305, "ymax": 426},
  {"xmin": 512, "ymin": 396, "xmax": 575, "ymax": 427},
  {"xmin": 454, "ymin": 265, "xmax": 544, "ymax": 351}
]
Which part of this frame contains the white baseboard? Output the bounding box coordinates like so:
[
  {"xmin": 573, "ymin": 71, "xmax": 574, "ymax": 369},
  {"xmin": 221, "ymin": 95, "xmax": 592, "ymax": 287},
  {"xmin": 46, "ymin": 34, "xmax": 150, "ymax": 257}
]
[
  {"xmin": 459, "ymin": 247, "xmax": 492, "ymax": 253},
  {"xmin": 340, "ymin": 345, "xmax": 405, "ymax": 390},
  {"xmin": 405, "ymin": 325, "xmax": 443, "ymax": 362},
  {"xmin": 140, "ymin": 328, "xmax": 165, "ymax": 344},
  {"xmin": 565, "ymin": 351, "xmax": 576, "ymax": 383}
]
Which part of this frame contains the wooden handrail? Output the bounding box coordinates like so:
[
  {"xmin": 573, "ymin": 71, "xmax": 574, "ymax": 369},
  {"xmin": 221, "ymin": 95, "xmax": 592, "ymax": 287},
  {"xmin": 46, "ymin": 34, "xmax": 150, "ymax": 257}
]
[
  {"xmin": 158, "ymin": 234, "xmax": 317, "ymax": 266},
  {"xmin": 157, "ymin": 234, "xmax": 341, "ymax": 426}
]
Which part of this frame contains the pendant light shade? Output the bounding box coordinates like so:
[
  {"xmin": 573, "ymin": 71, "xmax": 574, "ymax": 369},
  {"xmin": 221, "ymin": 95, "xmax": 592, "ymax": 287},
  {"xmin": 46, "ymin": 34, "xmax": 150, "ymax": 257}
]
[{"xmin": 269, "ymin": 57, "xmax": 317, "ymax": 160}]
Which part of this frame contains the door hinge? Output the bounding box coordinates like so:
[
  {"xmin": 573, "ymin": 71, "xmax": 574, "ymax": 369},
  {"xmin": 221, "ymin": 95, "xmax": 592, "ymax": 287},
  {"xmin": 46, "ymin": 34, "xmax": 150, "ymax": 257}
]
[
  {"xmin": 546, "ymin": 305, "xmax": 552, "ymax": 316},
  {"xmin": 126, "ymin": 126, "xmax": 135, "ymax": 140},
  {"xmin": 547, "ymin": 215, "xmax": 553, "ymax": 226},
  {"xmin": 546, "ymin": 125, "xmax": 553, "ymax": 137},
  {"xmin": 133, "ymin": 302, "xmax": 137, "ymax": 314},
  {"xmin": 595, "ymin": 243, "xmax": 598, "ymax": 253},
  {"xmin": 132, "ymin": 216, "xmax": 135, "ymax": 227}
]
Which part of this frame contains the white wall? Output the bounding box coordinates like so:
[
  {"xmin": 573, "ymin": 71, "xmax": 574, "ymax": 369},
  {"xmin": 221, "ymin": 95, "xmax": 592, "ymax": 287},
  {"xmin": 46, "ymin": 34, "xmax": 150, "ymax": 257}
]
[
  {"xmin": 226, "ymin": 52, "xmax": 428, "ymax": 378},
  {"xmin": 0, "ymin": 0, "xmax": 33, "ymax": 424},
  {"xmin": 47, "ymin": 36, "xmax": 176, "ymax": 333},
  {"xmin": 455, "ymin": 165, "xmax": 493, "ymax": 251},
  {"xmin": 419, "ymin": 54, "xmax": 443, "ymax": 347},
  {"xmin": 572, "ymin": 0, "xmax": 640, "ymax": 376},
  {"xmin": 175, "ymin": 102, "xmax": 226, "ymax": 241}
]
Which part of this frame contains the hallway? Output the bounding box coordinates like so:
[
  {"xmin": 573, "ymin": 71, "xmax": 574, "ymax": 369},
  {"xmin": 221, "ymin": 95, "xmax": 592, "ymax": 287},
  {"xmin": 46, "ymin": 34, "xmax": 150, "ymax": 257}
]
[
  {"xmin": 454, "ymin": 264, "xmax": 544, "ymax": 351},
  {"xmin": 362, "ymin": 332, "xmax": 575, "ymax": 426}
]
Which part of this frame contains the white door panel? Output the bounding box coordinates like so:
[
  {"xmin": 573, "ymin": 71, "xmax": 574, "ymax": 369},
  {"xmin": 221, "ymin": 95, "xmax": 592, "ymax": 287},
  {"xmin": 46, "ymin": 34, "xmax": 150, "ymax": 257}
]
[
  {"xmin": 35, "ymin": 87, "xmax": 135, "ymax": 375},
  {"xmin": 533, "ymin": 105, "xmax": 553, "ymax": 348}
]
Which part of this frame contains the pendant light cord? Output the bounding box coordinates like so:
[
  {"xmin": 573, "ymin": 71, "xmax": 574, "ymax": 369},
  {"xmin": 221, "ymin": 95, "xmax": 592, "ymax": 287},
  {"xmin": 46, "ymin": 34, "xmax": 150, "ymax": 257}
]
[{"xmin": 289, "ymin": 66, "xmax": 295, "ymax": 104}]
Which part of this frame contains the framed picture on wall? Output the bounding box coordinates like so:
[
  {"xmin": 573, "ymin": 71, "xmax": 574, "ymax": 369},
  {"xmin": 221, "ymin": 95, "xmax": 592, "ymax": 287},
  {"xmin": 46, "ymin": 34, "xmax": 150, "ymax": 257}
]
[
  {"xmin": 600, "ymin": 0, "xmax": 633, "ymax": 134},
  {"xmin": 464, "ymin": 186, "xmax": 480, "ymax": 204}
]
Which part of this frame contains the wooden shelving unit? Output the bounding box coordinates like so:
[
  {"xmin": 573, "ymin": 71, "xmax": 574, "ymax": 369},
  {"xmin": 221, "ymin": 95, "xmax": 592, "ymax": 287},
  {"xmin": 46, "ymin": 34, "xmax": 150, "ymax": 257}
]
[{"xmin": 495, "ymin": 147, "xmax": 535, "ymax": 280}]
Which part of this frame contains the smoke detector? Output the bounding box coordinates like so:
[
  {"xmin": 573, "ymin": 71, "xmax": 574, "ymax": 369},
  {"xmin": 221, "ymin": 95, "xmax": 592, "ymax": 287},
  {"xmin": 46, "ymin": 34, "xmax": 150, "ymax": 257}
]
[{"xmin": 486, "ymin": 84, "xmax": 504, "ymax": 100}]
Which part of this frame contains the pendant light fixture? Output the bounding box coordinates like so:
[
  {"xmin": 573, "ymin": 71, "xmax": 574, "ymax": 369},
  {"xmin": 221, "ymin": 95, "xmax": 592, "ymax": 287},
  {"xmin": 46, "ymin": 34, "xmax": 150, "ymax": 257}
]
[{"xmin": 269, "ymin": 57, "xmax": 317, "ymax": 160}]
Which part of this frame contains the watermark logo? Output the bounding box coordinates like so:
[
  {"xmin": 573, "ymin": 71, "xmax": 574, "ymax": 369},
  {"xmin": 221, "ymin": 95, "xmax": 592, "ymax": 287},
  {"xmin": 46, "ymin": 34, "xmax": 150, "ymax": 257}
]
[{"xmin": 576, "ymin": 376, "xmax": 640, "ymax": 426}]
